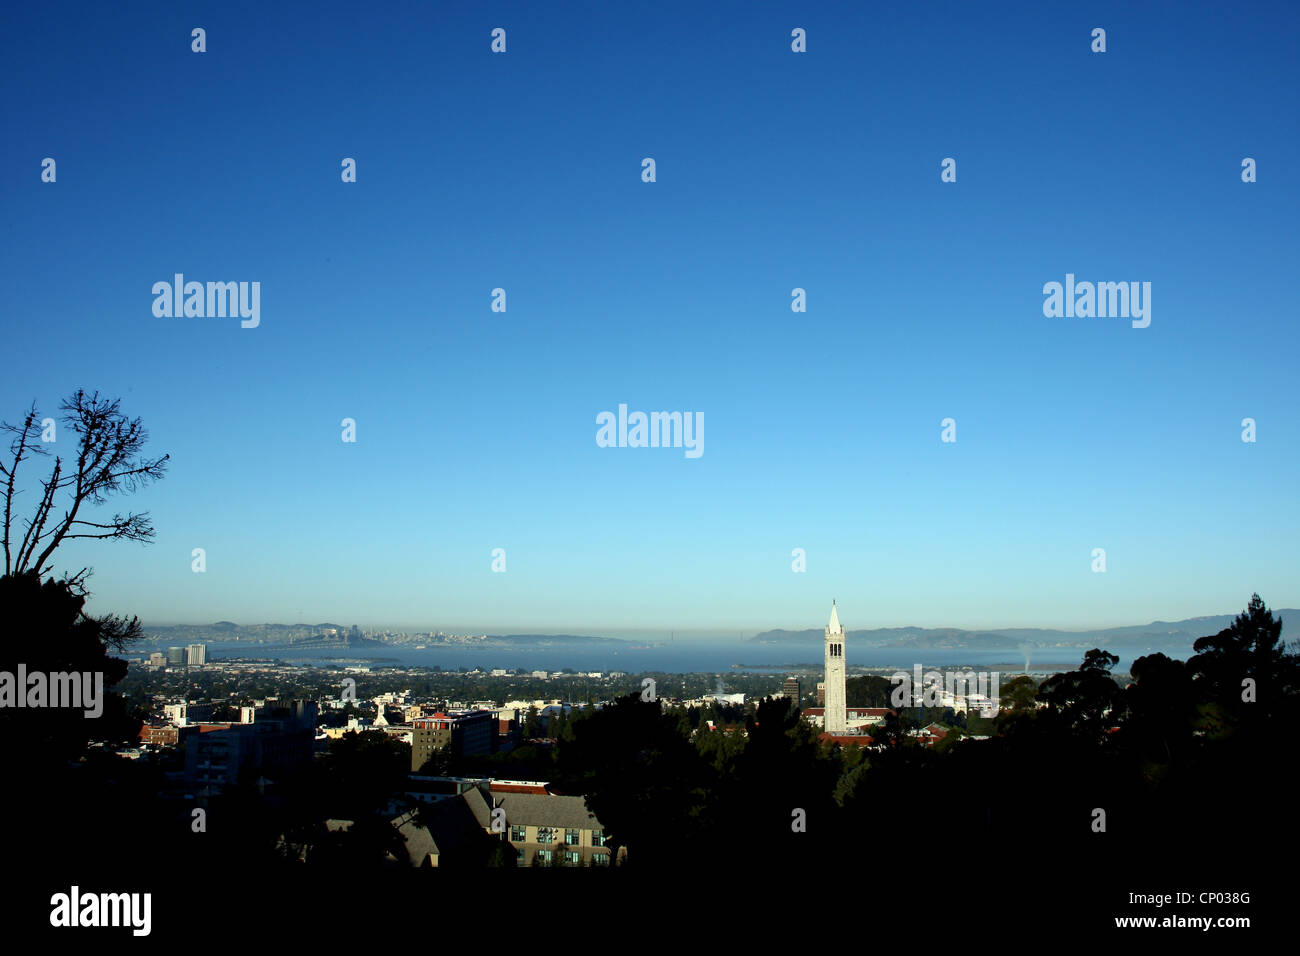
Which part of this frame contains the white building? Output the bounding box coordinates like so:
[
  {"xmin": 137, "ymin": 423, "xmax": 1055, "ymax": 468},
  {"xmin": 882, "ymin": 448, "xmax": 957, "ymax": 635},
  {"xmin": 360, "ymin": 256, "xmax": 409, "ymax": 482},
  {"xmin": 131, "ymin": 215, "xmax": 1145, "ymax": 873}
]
[
  {"xmin": 704, "ymin": 692, "xmax": 745, "ymax": 706},
  {"xmin": 824, "ymin": 601, "xmax": 847, "ymax": 734}
]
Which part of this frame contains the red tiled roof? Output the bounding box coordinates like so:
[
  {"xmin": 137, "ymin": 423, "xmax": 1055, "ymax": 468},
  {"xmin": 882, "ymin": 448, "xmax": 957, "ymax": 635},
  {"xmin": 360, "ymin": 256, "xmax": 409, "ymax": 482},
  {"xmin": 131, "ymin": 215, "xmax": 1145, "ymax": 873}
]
[
  {"xmin": 489, "ymin": 783, "xmax": 549, "ymax": 795},
  {"xmin": 819, "ymin": 733, "xmax": 873, "ymax": 746}
]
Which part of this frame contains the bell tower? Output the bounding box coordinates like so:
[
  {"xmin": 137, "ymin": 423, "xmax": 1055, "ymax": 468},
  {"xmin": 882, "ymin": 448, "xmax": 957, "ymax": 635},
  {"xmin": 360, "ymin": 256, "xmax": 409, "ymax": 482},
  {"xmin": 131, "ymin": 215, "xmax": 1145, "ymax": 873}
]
[{"xmin": 824, "ymin": 600, "xmax": 846, "ymax": 733}]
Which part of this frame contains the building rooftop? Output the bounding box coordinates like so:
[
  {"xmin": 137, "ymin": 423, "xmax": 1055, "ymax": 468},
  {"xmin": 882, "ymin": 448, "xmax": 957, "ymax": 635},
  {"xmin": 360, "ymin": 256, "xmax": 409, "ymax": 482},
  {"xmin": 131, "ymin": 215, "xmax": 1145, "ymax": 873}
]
[{"xmin": 486, "ymin": 792, "xmax": 604, "ymax": 831}]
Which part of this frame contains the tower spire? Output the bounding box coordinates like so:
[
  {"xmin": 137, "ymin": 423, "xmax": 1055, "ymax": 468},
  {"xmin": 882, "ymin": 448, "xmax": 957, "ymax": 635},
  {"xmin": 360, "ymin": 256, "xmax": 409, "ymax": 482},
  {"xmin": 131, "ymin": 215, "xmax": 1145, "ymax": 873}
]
[{"xmin": 824, "ymin": 600, "xmax": 847, "ymax": 734}]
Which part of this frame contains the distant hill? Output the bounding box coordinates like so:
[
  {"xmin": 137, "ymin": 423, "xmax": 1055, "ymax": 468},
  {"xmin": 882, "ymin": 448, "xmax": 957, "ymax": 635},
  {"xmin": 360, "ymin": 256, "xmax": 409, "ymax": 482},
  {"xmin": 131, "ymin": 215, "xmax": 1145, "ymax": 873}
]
[
  {"xmin": 748, "ymin": 610, "xmax": 1299, "ymax": 652},
  {"xmin": 138, "ymin": 623, "xmax": 628, "ymax": 647},
  {"xmin": 140, "ymin": 610, "xmax": 1297, "ymax": 653}
]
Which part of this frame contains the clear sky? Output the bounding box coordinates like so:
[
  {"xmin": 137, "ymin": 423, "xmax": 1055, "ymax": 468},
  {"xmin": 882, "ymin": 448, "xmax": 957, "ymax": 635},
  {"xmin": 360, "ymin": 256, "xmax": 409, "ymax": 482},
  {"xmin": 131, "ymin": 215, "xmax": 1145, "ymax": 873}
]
[{"xmin": 2, "ymin": 1, "xmax": 1296, "ymax": 634}]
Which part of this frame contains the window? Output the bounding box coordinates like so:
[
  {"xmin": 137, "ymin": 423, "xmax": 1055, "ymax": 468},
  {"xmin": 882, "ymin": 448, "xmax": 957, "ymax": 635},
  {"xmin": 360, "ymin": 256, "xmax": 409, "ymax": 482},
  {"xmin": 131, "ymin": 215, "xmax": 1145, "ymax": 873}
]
[
  {"xmin": 564, "ymin": 828, "xmax": 580, "ymax": 845},
  {"xmin": 537, "ymin": 849, "xmax": 553, "ymax": 864},
  {"xmin": 516, "ymin": 848, "xmax": 527, "ymax": 865},
  {"xmin": 510, "ymin": 825, "xmax": 525, "ymax": 842},
  {"xmin": 591, "ymin": 830, "xmax": 606, "ymax": 847},
  {"xmin": 592, "ymin": 851, "xmax": 610, "ymax": 866},
  {"xmin": 537, "ymin": 826, "xmax": 556, "ymax": 844},
  {"xmin": 564, "ymin": 850, "xmax": 580, "ymax": 865}
]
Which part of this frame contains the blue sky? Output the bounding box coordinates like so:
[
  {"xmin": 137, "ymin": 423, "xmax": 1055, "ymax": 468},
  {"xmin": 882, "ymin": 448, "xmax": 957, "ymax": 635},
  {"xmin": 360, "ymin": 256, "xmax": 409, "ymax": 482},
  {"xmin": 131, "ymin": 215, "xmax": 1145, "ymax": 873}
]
[{"xmin": 1, "ymin": 1, "xmax": 1296, "ymax": 633}]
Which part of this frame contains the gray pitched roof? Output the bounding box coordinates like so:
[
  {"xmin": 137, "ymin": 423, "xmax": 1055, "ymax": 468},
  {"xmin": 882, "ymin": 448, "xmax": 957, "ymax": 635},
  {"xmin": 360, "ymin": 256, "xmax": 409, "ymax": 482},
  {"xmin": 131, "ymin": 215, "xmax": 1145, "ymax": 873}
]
[
  {"xmin": 390, "ymin": 793, "xmax": 491, "ymax": 866},
  {"xmin": 462, "ymin": 786, "xmax": 493, "ymax": 829},
  {"xmin": 391, "ymin": 811, "xmax": 436, "ymax": 866},
  {"xmin": 492, "ymin": 792, "xmax": 603, "ymax": 830}
]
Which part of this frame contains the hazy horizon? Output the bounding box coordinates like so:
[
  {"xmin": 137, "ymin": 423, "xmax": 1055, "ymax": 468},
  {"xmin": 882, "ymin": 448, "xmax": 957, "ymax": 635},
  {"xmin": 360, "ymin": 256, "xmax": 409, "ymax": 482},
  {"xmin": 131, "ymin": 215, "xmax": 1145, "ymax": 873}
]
[{"xmin": 134, "ymin": 600, "xmax": 1294, "ymax": 639}]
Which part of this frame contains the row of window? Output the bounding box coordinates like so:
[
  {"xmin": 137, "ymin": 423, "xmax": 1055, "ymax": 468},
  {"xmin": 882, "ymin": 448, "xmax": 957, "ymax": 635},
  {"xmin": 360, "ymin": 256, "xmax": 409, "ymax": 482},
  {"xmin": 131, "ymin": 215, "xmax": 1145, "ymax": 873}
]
[
  {"xmin": 523, "ymin": 849, "xmax": 611, "ymax": 866},
  {"xmin": 508, "ymin": 826, "xmax": 605, "ymax": 846}
]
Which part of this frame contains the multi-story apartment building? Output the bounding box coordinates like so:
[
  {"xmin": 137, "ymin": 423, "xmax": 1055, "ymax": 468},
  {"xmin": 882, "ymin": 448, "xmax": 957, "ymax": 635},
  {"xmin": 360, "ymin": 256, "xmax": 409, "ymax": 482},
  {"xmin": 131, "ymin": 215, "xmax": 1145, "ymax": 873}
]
[
  {"xmin": 470, "ymin": 790, "xmax": 625, "ymax": 867},
  {"xmin": 184, "ymin": 699, "xmax": 317, "ymax": 792},
  {"xmin": 410, "ymin": 710, "xmax": 495, "ymax": 772}
]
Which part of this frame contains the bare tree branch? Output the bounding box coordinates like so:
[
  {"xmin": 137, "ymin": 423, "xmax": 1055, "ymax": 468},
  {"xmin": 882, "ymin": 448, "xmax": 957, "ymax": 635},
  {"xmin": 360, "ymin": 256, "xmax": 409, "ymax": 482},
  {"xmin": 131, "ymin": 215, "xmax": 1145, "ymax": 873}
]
[
  {"xmin": 15, "ymin": 458, "xmax": 61, "ymax": 572},
  {"xmin": 1, "ymin": 391, "xmax": 168, "ymax": 579},
  {"xmin": 1, "ymin": 405, "xmax": 48, "ymax": 575}
]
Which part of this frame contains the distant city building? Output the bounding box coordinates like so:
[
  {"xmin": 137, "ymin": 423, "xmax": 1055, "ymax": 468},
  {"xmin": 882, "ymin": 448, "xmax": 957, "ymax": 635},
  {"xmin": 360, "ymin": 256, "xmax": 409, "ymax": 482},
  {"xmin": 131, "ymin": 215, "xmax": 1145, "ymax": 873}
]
[
  {"xmin": 402, "ymin": 775, "xmax": 549, "ymax": 806},
  {"xmin": 704, "ymin": 692, "xmax": 744, "ymax": 706},
  {"xmin": 912, "ymin": 723, "xmax": 950, "ymax": 747},
  {"xmin": 817, "ymin": 682, "xmax": 825, "ymax": 706},
  {"xmin": 184, "ymin": 699, "xmax": 317, "ymax": 792},
  {"xmin": 148, "ymin": 652, "xmax": 166, "ymax": 667},
  {"xmin": 164, "ymin": 702, "xmax": 214, "ymax": 726},
  {"xmin": 411, "ymin": 710, "xmax": 496, "ymax": 772},
  {"xmin": 782, "ymin": 676, "xmax": 801, "ymax": 703},
  {"xmin": 186, "ymin": 643, "xmax": 207, "ymax": 666},
  {"xmin": 804, "ymin": 707, "xmax": 891, "ymax": 732},
  {"xmin": 824, "ymin": 601, "xmax": 847, "ymax": 734},
  {"xmin": 139, "ymin": 724, "xmax": 181, "ymax": 747},
  {"xmin": 166, "ymin": 647, "xmax": 186, "ymax": 667}
]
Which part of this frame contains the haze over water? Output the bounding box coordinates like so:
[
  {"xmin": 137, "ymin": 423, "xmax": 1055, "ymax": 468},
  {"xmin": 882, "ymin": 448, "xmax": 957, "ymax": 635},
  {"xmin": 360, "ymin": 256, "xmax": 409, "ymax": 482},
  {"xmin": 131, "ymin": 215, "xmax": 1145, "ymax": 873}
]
[{"xmin": 200, "ymin": 640, "xmax": 1179, "ymax": 675}]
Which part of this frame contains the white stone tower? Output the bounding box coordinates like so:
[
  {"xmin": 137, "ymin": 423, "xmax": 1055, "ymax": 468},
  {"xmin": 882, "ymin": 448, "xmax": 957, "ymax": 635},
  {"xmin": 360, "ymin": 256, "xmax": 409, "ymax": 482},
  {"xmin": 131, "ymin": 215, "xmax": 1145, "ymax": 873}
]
[{"xmin": 824, "ymin": 600, "xmax": 847, "ymax": 733}]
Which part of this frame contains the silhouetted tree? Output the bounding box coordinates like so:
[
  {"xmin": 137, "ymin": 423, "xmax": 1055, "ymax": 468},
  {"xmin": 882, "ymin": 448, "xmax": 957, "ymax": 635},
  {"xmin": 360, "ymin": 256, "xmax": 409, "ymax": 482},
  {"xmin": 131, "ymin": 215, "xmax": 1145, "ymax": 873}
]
[
  {"xmin": 556, "ymin": 694, "xmax": 715, "ymax": 866},
  {"xmin": 1120, "ymin": 652, "xmax": 1198, "ymax": 774},
  {"xmin": 0, "ymin": 392, "xmax": 166, "ymax": 777},
  {"xmin": 2, "ymin": 390, "xmax": 168, "ymax": 579},
  {"xmin": 722, "ymin": 695, "xmax": 842, "ymax": 866},
  {"xmin": 1037, "ymin": 648, "xmax": 1125, "ymax": 746},
  {"xmin": 0, "ymin": 570, "xmax": 142, "ymax": 766},
  {"xmin": 1189, "ymin": 593, "xmax": 1297, "ymax": 725},
  {"xmin": 845, "ymin": 674, "xmax": 894, "ymax": 707}
]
